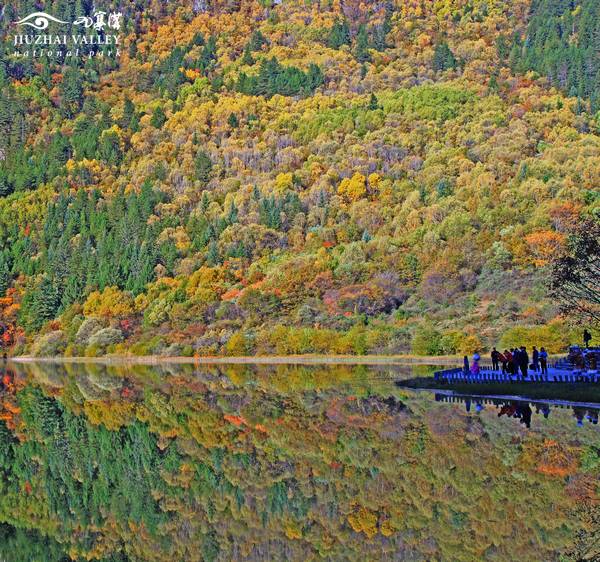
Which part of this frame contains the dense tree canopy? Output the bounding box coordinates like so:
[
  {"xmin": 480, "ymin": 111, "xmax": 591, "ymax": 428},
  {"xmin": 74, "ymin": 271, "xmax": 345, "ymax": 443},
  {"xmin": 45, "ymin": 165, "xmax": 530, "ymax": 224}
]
[{"xmin": 0, "ymin": 0, "xmax": 598, "ymax": 356}]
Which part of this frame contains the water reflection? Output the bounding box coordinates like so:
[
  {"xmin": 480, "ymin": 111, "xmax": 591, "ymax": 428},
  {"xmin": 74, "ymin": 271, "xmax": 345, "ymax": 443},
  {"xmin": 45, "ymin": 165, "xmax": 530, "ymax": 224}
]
[
  {"xmin": 0, "ymin": 360, "xmax": 597, "ymax": 562},
  {"xmin": 435, "ymin": 394, "xmax": 600, "ymax": 429}
]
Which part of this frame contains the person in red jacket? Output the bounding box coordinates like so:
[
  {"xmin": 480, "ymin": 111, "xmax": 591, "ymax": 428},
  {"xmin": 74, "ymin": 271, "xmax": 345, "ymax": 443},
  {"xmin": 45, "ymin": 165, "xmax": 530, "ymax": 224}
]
[
  {"xmin": 497, "ymin": 350, "xmax": 507, "ymax": 374},
  {"xmin": 503, "ymin": 349, "xmax": 513, "ymax": 374}
]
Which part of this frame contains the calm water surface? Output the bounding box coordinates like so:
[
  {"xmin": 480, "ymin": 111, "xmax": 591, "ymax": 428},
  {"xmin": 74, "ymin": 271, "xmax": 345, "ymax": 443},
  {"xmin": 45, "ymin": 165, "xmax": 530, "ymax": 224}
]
[{"xmin": 0, "ymin": 361, "xmax": 598, "ymax": 561}]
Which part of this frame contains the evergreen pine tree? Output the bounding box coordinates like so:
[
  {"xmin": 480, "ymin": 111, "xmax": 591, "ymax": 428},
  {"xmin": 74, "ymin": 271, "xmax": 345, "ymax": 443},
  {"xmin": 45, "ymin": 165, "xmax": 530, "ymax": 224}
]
[
  {"xmin": 98, "ymin": 130, "xmax": 123, "ymax": 166},
  {"xmin": 150, "ymin": 106, "xmax": 167, "ymax": 128},
  {"xmin": 206, "ymin": 240, "xmax": 220, "ymax": 265},
  {"xmin": 433, "ymin": 42, "xmax": 457, "ymax": 71},
  {"xmin": 496, "ymin": 35, "xmax": 510, "ymax": 61},
  {"xmin": 307, "ymin": 64, "xmax": 324, "ymax": 91},
  {"xmin": 355, "ymin": 25, "xmax": 371, "ymax": 63},
  {"xmin": 159, "ymin": 239, "xmax": 178, "ymax": 275},
  {"xmin": 122, "ymin": 98, "xmax": 135, "ymax": 129},
  {"xmin": 372, "ymin": 16, "xmax": 391, "ymax": 51},
  {"xmin": 195, "ymin": 151, "xmax": 213, "ymax": 184},
  {"xmin": 201, "ymin": 191, "xmax": 210, "ymax": 211},
  {"xmin": 199, "ymin": 36, "xmax": 218, "ymax": 71},
  {"xmin": 0, "ymin": 169, "xmax": 12, "ymax": 198},
  {"xmin": 241, "ymin": 45, "xmax": 255, "ymax": 66},
  {"xmin": 367, "ymin": 93, "xmax": 380, "ymax": 110},
  {"xmin": 34, "ymin": 276, "xmax": 60, "ymax": 329},
  {"xmin": 249, "ymin": 30, "xmax": 267, "ymax": 51},
  {"xmin": 46, "ymin": 132, "xmax": 72, "ymax": 180},
  {"xmin": 129, "ymin": 41, "xmax": 138, "ymax": 59},
  {"xmin": 60, "ymin": 68, "xmax": 84, "ymax": 117},
  {"xmin": 488, "ymin": 74, "xmax": 499, "ymax": 93},
  {"xmin": 190, "ymin": 31, "xmax": 205, "ymax": 47},
  {"xmin": 0, "ymin": 252, "xmax": 10, "ymax": 296},
  {"xmin": 328, "ymin": 19, "xmax": 350, "ymax": 49},
  {"xmin": 227, "ymin": 113, "xmax": 240, "ymax": 129}
]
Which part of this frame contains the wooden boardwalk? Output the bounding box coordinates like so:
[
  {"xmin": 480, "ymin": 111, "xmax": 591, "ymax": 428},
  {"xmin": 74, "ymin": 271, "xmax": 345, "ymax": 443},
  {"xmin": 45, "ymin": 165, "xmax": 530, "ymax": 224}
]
[{"xmin": 434, "ymin": 366, "xmax": 600, "ymax": 384}]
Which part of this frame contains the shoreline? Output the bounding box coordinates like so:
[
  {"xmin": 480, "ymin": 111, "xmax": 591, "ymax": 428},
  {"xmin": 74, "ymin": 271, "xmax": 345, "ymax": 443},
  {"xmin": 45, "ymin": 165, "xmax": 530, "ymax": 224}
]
[{"xmin": 8, "ymin": 354, "xmax": 467, "ymax": 366}]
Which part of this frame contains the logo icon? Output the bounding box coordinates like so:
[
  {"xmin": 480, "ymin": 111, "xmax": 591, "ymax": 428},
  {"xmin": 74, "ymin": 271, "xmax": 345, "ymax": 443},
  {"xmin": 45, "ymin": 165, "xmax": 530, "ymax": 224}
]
[{"xmin": 16, "ymin": 12, "xmax": 68, "ymax": 30}]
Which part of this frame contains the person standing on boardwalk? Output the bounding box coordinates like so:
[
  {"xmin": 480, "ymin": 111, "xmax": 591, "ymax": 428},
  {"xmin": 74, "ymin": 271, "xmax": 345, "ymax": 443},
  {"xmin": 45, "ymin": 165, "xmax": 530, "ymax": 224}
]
[
  {"xmin": 500, "ymin": 350, "xmax": 509, "ymax": 374},
  {"xmin": 539, "ymin": 347, "xmax": 548, "ymax": 375},
  {"xmin": 498, "ymin": 349, "xmax": 508, "ymax": 375},
  {"xmin": 470, "ymin": 352, "xmax": 481, "ymax": 376},
  {"xmin": 583, "ymin": 329, "xmax": 592, "ymax": 348},
  {"xmin": 463, "ymin": 355, "xmax": 469, "ymax": 376},
  {"xmin": 511, "ymin": 348, "xmax": 520, "ymax": 375},
  {"xmin": 491, "ymin": 347, "xmax": 500, "ymax": 371},
  {"xmin": 532, "ymin": 346, "xmax": 539, "ymax": 372},
  {"xmin": 519, "ymin": 346, "xmax": 529, "ymax": 377}
]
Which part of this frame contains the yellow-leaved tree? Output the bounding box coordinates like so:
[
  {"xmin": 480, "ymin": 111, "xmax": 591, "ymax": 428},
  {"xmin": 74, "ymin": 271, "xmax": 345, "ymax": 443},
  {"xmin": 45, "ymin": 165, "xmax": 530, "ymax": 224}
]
[
  {"xmin": 338, "ymin": 172, "xmax": 367, "ymax": 201},
  {"xmin": 83, "ymin": 287, "xmax": 135, "ymax": 319}
]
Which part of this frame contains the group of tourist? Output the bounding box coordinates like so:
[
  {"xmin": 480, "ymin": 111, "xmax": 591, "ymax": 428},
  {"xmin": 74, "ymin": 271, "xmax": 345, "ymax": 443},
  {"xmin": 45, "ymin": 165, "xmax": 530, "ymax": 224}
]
[
  {"xmin": 463, "ymin": 346, "xmax": 549, "ymax": 377},
  {"xmin": 491, "ymin": 346, "xmax": 549, "ymax": 376}
]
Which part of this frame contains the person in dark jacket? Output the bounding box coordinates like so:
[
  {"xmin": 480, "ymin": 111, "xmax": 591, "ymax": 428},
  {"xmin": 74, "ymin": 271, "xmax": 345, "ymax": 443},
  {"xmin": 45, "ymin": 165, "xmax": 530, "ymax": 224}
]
[
  {"xmin": 463, "ymin": 355, "xmax": 469, "ymax": 376},
  {"xmin": 511, "ymin": 348, "xmax": 520, "ymax": 375},
  {"xmin": 532, "ymin": 346, "xmax": 539, "ymax": 372},
  {"xmin": 519, "ymin": 346, "xmax": 529, "ymax": 377},
  {"xmin": 491, "ymin": 347, "xmax": 500, "ymax": 371}
]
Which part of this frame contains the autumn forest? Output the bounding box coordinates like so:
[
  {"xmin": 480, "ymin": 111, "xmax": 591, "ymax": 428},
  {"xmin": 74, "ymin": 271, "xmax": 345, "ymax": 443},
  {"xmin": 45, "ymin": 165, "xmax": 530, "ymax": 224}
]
[{"xmin": 1, "ymin": 0, "xmax": 599, "ymax": 357}]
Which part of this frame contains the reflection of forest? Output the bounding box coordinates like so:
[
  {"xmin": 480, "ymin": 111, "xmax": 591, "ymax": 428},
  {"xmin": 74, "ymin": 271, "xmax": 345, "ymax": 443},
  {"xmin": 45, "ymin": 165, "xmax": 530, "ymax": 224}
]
[{"xmin": 0, "ymin": 362, "xmax": 598, "ymax": 561}]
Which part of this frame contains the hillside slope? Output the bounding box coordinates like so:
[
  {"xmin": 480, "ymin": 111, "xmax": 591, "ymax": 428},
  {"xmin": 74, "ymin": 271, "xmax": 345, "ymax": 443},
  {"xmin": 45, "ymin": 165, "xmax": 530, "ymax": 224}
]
[{"xmin": 0, "ymin": 0, "xmax": 598, "ymax": 357}]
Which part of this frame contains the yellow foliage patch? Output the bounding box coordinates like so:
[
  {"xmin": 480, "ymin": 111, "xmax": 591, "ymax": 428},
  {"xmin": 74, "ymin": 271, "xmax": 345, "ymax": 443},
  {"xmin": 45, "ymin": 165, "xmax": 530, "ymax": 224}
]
[{"xmin": 347, "ymin": 504, "xmax": 378, "ymax": 539}]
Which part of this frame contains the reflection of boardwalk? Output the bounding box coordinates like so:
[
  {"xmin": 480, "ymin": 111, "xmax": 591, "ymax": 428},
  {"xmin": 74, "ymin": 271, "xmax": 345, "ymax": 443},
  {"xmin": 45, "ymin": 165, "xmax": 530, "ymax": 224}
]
[
  {"xmin": 434, "ymin": 392, "xmax": 600, "ymax": 429},
  {"xmin": 435, "ymin": 367, "xmax": 599, "ymax": 384},
  {"xmin": 434, "ymin": 390, "xmax": 600, "ymax": 412}
]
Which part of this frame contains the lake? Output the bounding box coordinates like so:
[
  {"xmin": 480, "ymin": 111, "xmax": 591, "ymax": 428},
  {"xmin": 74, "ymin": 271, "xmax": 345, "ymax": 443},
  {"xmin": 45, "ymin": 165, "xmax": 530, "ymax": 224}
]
[{"xmin": 0, "ymin": 361, "xmax": 598, "ymax": 561}]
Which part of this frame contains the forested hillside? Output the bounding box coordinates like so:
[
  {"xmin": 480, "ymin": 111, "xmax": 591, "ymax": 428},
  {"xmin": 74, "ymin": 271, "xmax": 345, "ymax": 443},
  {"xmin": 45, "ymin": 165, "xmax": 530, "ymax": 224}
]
[{"xmin": 0, "ymin": 0, "xmax": 599, "ymax": 357}]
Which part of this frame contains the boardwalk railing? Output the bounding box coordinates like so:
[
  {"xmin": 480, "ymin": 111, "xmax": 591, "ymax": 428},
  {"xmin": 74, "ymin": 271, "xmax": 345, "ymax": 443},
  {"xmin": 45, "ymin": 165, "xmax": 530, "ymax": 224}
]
[{"xmin": 434, "ymin": 367, "xmax": 600, "ymax": 384}]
